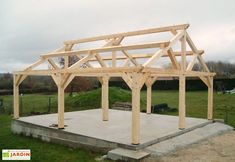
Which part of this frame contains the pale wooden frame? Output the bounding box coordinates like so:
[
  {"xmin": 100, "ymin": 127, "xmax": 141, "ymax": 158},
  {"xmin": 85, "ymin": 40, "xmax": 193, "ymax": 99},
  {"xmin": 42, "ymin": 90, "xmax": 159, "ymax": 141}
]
[{"xmin": 13, "ymin": 24, "xmax": 215, "ymax": 145}]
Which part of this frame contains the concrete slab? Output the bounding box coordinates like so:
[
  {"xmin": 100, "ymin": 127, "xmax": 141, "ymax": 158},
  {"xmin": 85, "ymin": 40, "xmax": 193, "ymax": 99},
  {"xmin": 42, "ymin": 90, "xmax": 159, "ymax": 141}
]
[
  {"xmin": 11, "ymin": 109, "xmax": 212, "ymax": 151},
  {"xmin": 107, "ymin": 148, "xmax": 150, "ymax": 161},
  {"xmin": 145, "ymin": 122, "xmax": 234, "ymax": 157}
]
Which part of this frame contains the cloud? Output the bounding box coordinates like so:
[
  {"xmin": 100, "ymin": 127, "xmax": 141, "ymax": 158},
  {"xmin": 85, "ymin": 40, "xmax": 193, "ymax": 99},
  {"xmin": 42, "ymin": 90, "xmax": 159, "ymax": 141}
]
[{"xmin": 190, "ymin": 23, "xmax": 235, "ymax": 62}]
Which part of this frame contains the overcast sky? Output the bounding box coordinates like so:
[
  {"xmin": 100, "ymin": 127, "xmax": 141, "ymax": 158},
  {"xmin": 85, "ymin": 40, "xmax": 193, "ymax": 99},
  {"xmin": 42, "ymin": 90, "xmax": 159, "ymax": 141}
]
[{"xmin": 1, "ymin": 0, "xmax": 235, "ymax": 72}]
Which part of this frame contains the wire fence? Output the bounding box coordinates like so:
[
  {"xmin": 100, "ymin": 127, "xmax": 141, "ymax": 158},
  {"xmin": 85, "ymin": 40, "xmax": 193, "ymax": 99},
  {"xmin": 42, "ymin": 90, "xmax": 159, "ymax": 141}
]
[
  {"xmin": 0, "ymin": 95, "xmax": 58, "ymax": 116},
  {"xmin": 0, "ymin": 94, "xmax": 234, "ymax": 128}
]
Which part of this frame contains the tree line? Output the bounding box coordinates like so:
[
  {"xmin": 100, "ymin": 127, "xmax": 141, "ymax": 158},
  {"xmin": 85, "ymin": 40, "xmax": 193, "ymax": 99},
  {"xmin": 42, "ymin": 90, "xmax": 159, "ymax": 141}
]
[{"xmin": 0, "ymin": 61, "xmax": 234, "ymax": 94}]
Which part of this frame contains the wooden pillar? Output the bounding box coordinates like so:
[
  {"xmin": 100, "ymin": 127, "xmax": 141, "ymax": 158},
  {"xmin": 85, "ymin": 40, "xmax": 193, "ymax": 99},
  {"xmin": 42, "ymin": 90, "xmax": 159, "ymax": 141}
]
[
  {"xmin": 58, "ymin": 77, "xmax": 65, "ymax": 129},
  {"xmin": 131, "ymin": 74, "xmax": 141, "ymax": 145},
  {"xmin": 57, "ymin": 45, "xmax": 71, "ymax": 128},
  {"xmin": 13, "ymin": 75, "xmax": 19, "ymax": 119},
  {"xmin": 146, "ymin": 85, "xmax": 152, "ymax": 114},
  {"xmin": 207, "ymin": 77, "xmax": 213, "ymax": 120},
  {"xmin": 101, "ymin": 76, "xmax": 109, "ymax": 121},
  {"xmin": 145, "ymin": 76, "xmax": 157, "ymax": 114},
  {"xmin": 179, "ymin": 31, "xmax": 186, "ymax": 129},
  {"xmin": 179, "ymin": 75, "xmax": 186, "ymax": 129},
  {"xmin": 52, "ymin": 73, "xmax": 74, "ymax": 129}
]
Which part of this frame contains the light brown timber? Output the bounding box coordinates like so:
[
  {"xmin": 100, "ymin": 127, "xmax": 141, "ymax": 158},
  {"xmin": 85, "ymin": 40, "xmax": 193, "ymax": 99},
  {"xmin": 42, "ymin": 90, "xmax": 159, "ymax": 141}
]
[{"xmin": 12, "ymin": 24, "xmax": 215, "ymax": 145}]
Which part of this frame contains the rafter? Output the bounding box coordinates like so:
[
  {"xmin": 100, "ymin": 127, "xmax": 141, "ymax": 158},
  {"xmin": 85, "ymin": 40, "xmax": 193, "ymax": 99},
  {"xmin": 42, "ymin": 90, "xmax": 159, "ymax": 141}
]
[
  {"xmin": 94, "ymin": 53, "xmax": 107, "ymax": 67},
  {"xmin": 185, "ymin": 31, "xmax": 198, "ymax": 53},
  {"xmin": 87, "ymin": 50, "xmax": 204, "ymax": 61},
  {"xmin": 197, "ymin": 55, "xmax": 210, "ymax": 72},
  {"xmin": 186, "ymin": 54, "xmax": 198, "ymax": 71},
  {"xmin": 64, "ymin": 24, "xmax": 189, "ymax": 45},
  {"xmin": 121, "ymin": 50, "xmax": 139, "ymax": 66},
  {"xmin": 47, "ymin": 58, "xmax": 59, "ymax": 70},
  {"xmin": 76, "ymin": 55, "xmax": 93, "ymax": 68},
  {"xmin": 41, "ymin": 41, "xmax": 169, "ymax": 58},
  {"xmin": 143, "ymin": 30, "xmax": 185, "ymax": 67},
  {"xmin": 69, "ymin": 52, "xmax": 94, "ymax": 69},
  {"xmin": 24, "ymin": 58, "xmax": 46, "ymax": 71},
  {"xmin": 167, "ymin": 48, "xmax": 180, "ymax": 69}
]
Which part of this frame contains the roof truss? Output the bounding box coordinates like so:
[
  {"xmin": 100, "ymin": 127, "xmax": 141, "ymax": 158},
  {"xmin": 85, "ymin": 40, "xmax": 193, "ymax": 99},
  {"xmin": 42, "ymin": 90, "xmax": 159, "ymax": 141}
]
[{"xmin": 14, "ymin": 24, "xmax": 215, "ymax": 79}]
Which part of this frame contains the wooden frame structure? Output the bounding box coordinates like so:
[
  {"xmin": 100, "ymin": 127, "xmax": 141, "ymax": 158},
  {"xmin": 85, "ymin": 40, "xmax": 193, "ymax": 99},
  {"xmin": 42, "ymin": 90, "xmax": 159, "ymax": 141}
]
[{"xmin": 13, "ymin": 24, "xmax": 215, "ymax": 145}]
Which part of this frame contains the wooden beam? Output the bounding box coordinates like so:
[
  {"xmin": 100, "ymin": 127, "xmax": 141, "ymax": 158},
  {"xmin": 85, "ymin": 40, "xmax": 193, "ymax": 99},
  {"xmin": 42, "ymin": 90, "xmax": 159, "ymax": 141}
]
[
  {"xmin": 143, "ymin": 31, "xmax": 185, "ymax": 67},
  {"xmin": 76, "ymin": 55, "xmax": 93, "ymax": 68},
  {"xmin": 185, "ymin": 31, "xmax": 199, "ymax": 53},
  {"xmin": 69, "ymin": 52, "xmax": 94, "ymax": 69},
  {"xmin": 122, "ymin": 50, "xmax": 139, "ymax": 66},
  {"xmin": 104, "ymin": 37, "xmax": 124, "ymax": 47},
  {"xmin": 87, "ymin": 50, "xmax": 204, "ymax": 61},
  {"xmin": 63, "ymin": 74, "xmax": 75, "ymax": 89},
  {"xmin": 13, "ymin": 75, "xmax": 19, "ymax": 119},
  {"xmin": 58, "ymin": 75, "xmax": 65, "ymax": 129},
  {"xmin": 145, "ymin": 76, "xmax": 157, "ymax": 114},
  {"xmin": 101, "ymin": 76, "xmax": 109, "ymax": 121},
  {"xmin": 199, "ymin": 76, "xmax": 210, "ymax": 87},
  {"xmin": 64, "ymin": 45, "xmax": 73, "ymax": 68},
  {"xmin": 179, "ymin": 75, "xmax": 186, "ymax": 129},
  {"xmin": 41, "ymin": 41, "xmax": 169, "ymax": 58},
  {"xmin": 138, "ymin": 73, "xmax": 149, "ymax": 89},
  {"xmin": 48, "ymin": 58, "xmax": 59, "ymax": 70},
  {"xmin": 112, "ymin": 51, "xmax": 116, "ymax": 67},
  {"xmin": 208, "ymin": 76, "xmax": 213, "ymax": 120},
  {"xmin": 167, "ymin": 49, "xmax": 180, "ymax": 69},
  {"xmin": 112, "ymin": 37, "xmax": 124, "ymax": 46},
  {"xmin": 131, "ymin": 73, "xmax": 142, "ymax": 144},
  {"xmin": 198, "ymin": 55, "xmax": 210, "ymax": 72},
  {"xmin": 61, "ymin": 74, "xmax": 71, "ymax": 88},
  {"xmin": 121, "ymin": 73, "xmax": 133, "ymax": 89},
  {"xmin": 24, "ymin": 58, "xmax": 45, "ymax": 71},
  {"xmin": 143, "ymin": 49, "xmax": 164, "ymax": 67},
  {"xmin": 103, "ymin": 37, "xmax": 124, "ymax": 67},
  {"xmin": 145, "ymin": 76, "xmax": 157, "ymax": 86},
  {"xmin": 186, "ymin": 54, "xmax": 198, "ymax": 71},
  {"xmin": 170, "ymin": 29, "xmax": 178, "ymax": 35},
  {"xmin": 16, "ymin": 75, "xmax": 27, "ymax": 86},
  {"xmin": 51, "ymin": 74, "xmax": 60, "ymax": 86},
  {"xmin": 185, "ymin": 71, "xmax": 215, "ymax": 77},
  {"xmin": 94, "ymin": 53, "xmax": 107, "ymax": 67},
  {"xmin": 64, "ymin": 56, "xmax": 69, "ymax": 68},
  {"xmin": 14, "ymin": 66, "xmax": 216, "ymax": 78},
  {"xmin": 98, "ymin": 51, "xmax": 201, "ymax": 62},
  {"xmin": 178, "ymin": 31, "xmax": 186, "ymax": 130},
  {"xmin": 146, "ymin": 85, "xmax": 152, "ymax": 114},
  {"xmin": 64, "ymin": 24, "xmax": 189, "ymax": 45},
  {"xmin": 181, "ymin": 32, "xmax": 186, "ymax": 70}
]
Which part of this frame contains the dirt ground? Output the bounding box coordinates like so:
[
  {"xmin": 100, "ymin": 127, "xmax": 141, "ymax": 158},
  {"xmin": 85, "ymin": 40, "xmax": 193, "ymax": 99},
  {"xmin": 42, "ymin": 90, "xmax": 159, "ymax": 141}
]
[{"xmin": 147, "ymin": 130, "xmax": 235, "ymax": 162}]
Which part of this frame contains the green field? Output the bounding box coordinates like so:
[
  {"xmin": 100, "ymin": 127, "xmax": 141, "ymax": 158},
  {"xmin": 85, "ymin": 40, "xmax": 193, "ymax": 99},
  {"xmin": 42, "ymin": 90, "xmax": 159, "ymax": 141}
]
[
  {"xmin": 1, "ymin": 87, "xmax": 235, "ymax": 126},
  {"xmin": 0, "ymin": 114, "xmax": 109, "ymax": 162},
  {"xmin": 0, "ymin": 87, "xmax": 235, "ymax": 161}
]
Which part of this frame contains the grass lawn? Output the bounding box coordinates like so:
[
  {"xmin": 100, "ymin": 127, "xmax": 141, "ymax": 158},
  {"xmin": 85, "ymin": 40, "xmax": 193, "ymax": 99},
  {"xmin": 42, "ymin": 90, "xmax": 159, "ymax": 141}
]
[
  {"xmin": 1, "ymin": 87, "xmax": 234, "ymax": 127},
  {"xmin": 0, "ymin": 87, "xmax": 234, "ymax": 161},
  {"xmin": 0, "ymin": 114, "xmax": 110, "ymax": 162},
  {"xmin": 141, "ymin": 90, "xmax": 235, "ymax": 127}
]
